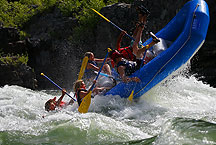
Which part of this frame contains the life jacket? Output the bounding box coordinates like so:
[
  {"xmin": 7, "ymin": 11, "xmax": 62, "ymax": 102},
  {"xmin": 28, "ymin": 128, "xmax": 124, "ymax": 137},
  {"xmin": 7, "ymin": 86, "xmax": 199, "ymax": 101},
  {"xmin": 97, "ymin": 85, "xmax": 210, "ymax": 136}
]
[
  {"xmin": 116, "ymin": 58, "xmax": 143, "ymax": 76},
  {"xmin": 118, "ymin": 46, "xmax": 136, "ymax": 61},
  {"xmin": 50, "ymin": 97, "xmax": 66, "ymax": 108},
  {"xmin": 111, "ymin": 59, "xmax": 115, "ymax": 68},
  {"xmin": 75, "ymin": 88, "xmax": 88, "ymax": 106},
  {"xmin": 59, "ymin": 101, "xmax": 66, "ymax": 108}
]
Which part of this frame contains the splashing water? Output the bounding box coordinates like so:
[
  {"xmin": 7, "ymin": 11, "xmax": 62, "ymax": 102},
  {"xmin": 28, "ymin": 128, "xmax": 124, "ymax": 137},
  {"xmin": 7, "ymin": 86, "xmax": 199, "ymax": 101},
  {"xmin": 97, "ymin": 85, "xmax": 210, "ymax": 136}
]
[{"xmin": 1, "ymin": 71, "xmax": 216, "ymax": 144}]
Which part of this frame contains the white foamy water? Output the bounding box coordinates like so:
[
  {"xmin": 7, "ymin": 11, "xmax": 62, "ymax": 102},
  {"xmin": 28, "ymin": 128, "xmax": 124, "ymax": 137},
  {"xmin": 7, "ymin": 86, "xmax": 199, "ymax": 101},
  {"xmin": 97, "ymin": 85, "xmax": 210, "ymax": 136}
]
[{"xmin": 0, "ymin": 72, "xmax": 216, "ymax": 144}]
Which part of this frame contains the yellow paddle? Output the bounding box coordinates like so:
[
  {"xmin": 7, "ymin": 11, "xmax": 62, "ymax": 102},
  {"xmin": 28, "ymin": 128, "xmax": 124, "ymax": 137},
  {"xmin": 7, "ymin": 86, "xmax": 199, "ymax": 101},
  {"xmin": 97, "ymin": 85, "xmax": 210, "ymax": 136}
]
[
  {"xmin": 91, "ymin": 8, "xmax": 145, "ymax": 47},
  {"xmin": 78, "ymin": 56, "xmax": 88, "ymax": 80},
  {"xmin": 78, "ymin": 48, "xmax": 112, "ymax": 113},
  {"xmin": 71, "ymin": 56, "xmax": 89, "ymax": 103},
  {"xmin": 128, "ymin": 90, "xmax": 134, "ymax": 102},
  {"xmin": 127, "ymin": 45, "xmax": 151, "ymax": 102},
  {"xmin": 128, "ymin": 32, "xmax": 160, "ymax": 101}
]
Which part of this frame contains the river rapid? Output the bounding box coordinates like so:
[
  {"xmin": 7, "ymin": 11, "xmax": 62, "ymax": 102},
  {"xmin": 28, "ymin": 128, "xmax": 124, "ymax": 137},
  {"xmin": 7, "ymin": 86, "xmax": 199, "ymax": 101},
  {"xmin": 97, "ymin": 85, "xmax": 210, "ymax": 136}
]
[{"xmin": 1, "ymin": 67, "xmax": 216, "ymax": 145}]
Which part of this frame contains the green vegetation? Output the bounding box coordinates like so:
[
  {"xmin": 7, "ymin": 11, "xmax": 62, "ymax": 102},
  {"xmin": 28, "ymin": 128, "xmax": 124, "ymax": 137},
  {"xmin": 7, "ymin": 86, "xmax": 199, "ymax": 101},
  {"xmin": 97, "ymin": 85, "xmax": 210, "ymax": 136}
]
[
  {"xmin": 0, "ymin": 54, "xmax": 28, "ymax": 66},
  {"xmin": 19, "ymin": 30, "xmax": 30, "ymax": 40},
  {"xmin": 0, "ymin": 0, "xmax": 133, "ymax": 28},
  {"xmin": 0, "ymin": 0, "xmax": 133, "ymax": 65},
  {"xmin": 0, "ymin": 0, "xmax": 58, "ymax": 28}
]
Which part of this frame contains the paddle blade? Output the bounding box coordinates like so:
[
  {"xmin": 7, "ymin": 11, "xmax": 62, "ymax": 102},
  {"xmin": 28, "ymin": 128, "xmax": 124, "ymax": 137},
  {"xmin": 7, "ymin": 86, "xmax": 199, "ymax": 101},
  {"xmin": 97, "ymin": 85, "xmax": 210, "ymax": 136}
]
[
  {"xmin": 78, "ymin": 56, "xmax": 88, "ymax": 80},
  {"xmin": 78, "ymin": 91, "xmax": 92, "ymax": 113},
  {"xmin": 128, "ymin": 90, "xmax": 134, "ymax": 102}
]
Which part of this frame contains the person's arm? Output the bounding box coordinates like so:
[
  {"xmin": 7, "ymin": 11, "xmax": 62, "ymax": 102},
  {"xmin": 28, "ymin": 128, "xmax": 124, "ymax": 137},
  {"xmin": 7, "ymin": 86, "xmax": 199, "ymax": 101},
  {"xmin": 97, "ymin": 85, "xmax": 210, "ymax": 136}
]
[
  {"xmin": 87, "ymin": 63, "xmax": 100, "ymax": 71},
  {"xmin": 93, "ymin": 87, "xmax": 105, "ymax": 95},
  {"xmin": 79, "ymin": 80, "xmax": 97, "ymax": 99},
  {"xmin": 118, "ymin": 66, "xmax": 129, "ymax": 83},
  {"xmin": 56, "ymin": 89, "xmax": 66, "ymax": 106},
  {"xmin": 116, "ymin": 31, "xmax": 126, "ymax": 50},
  {"xmin": 118, "ymin": 66, "xmax": 140, "ymax": 83},
  {"xmin": 68, "ymin": 99, "xmax": 74, "ymax": 105},
  {"xmin": 94, "ymin": 58, "xmax": 111, "ymax": 63},
  {"xmin": 79, "ymin": 90, "xmax": 89, "ymax": 100}
]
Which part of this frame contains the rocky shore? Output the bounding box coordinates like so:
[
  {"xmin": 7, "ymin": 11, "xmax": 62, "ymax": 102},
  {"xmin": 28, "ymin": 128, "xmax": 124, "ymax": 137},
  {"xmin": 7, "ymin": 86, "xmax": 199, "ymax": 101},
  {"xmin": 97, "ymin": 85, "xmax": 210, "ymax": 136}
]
[{"xmin": 0, "ymin": 0, "xmax": 215, "ymax": 89}]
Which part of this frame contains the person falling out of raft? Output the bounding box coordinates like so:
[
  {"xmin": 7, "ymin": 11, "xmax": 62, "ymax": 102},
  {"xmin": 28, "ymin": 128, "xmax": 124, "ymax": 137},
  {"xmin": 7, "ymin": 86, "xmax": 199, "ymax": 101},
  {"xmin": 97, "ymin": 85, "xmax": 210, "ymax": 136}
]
[
  {"xmin": 110, "ymin": 34, "xmax": 160, "ymax": 83},
  {"xmin": 45, "ymin": 89, "xmax": 74, "ymax": 112},
  {"xmin": 109, "ymin": 50, "xmax": 141, "ymax": 83},
  {"xmin": 115, "ymin": 5, "xmax": 160, "ymax": 63},
  {"xmin": 84, "ymin": 52, "xmax": 112, "ymax": 80},
  {"xmin": 109, "ymin": 6, "xmax": 160, "ymax": 83},
  {"xmin": 73, "ymin": 79, "xmax": 105, "ymax": 106}
]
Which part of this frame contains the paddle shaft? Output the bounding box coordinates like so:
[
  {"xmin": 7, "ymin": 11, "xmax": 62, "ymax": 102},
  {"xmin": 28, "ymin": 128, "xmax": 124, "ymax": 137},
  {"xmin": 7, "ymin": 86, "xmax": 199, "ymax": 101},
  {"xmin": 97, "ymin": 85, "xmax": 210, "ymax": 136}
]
[
  {"xmin": 91, "ymin": 50, "xmax": 110, "ymax": 90},
  {"xmin": 78, "ymin": 48, "xmax": 111, "ymax": 113},
  {"xmin": 91, "ymin": 8, "xmax": 140, "ymax": 43},
  {"xmin": 109, "ymin": 21, "xmax": 134, "ymax": 41},
  {"xmin": 41, "ymin": 73, "xmax": 76, "ymax": 102},
  {"xmin": 94, "ymin": 71, "xmax": 121, "ymax": 81}
]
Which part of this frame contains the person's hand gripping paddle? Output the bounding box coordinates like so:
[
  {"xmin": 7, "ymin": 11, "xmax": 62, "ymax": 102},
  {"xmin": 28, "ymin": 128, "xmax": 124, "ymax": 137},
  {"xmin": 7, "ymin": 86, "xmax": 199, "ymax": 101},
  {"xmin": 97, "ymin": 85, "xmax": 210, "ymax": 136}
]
[
  {"xmin": 41, "ymin": 73, "xmax": 76, "ymax": 102},
  {"xmin": 78, "ymin": 48, "xmax": 112, "ymax": 113}
]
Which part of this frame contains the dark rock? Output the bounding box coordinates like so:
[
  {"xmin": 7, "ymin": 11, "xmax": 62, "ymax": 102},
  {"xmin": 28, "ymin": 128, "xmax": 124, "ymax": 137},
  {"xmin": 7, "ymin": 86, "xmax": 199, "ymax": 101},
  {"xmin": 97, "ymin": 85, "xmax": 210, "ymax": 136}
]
[
  {"xmin": 0, "ymin": 27, "xmax": 20, "ymax": 49},
  {"xmin": 95, "ymin": 0, "xmax": 216, "ymax": 88},
  {"xmin": 0, "ymin": 27, "xmax": 37, "ymax": 89},
  {"xmin": 0, "ymin": 62, "xmax": 37, "ymax": 90},
  {"xmin": 1, "ymin": 0, "xmax": 216, "ymax": 90},
  {"xmin": 23, "ymin": 6, "xmax": 82, "ymax": 89},
  {"xmin": 189, "ymin": 0, "xmax": 216, "ymax": 87}
]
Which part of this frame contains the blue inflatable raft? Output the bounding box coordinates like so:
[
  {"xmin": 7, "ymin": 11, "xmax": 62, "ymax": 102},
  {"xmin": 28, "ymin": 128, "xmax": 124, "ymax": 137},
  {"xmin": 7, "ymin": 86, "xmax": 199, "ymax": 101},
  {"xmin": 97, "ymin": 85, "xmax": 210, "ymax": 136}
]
[{"xmin": 105, "ymin": 0, "xmax": 210, "ymax": 99}]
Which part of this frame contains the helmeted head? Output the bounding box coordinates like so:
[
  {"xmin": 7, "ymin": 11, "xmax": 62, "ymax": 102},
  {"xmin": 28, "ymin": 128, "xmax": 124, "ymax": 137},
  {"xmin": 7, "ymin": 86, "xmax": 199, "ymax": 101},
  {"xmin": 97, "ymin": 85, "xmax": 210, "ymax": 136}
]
[
  {"xmin": 109, "ymin": 50, "xmax": 122, "ymax": 62},
  {"xmin": 45, "ymin": 97, "xmax": 56, "ymax": 112}
]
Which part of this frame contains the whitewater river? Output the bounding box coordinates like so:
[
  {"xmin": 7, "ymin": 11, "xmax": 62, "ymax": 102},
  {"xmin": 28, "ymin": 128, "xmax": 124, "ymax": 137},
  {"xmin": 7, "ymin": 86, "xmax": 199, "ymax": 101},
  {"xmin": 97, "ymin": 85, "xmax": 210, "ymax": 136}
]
[{"xmin": 1, "ymin": 68, "xmax": 216, "ymax": 144}]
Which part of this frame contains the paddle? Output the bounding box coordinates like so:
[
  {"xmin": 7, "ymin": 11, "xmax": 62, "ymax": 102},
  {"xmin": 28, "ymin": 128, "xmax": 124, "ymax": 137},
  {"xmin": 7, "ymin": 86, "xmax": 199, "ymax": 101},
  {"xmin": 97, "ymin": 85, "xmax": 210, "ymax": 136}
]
[
  {"xmin": 41, "ymin": 73, "xmax": 76, "ymax": 102},
  {"xmin": 91, "ymin": 8, "xmax": 145, "ymax": 47},
  {"xmin": 128, "ymin": 43, "xmax": 150, "ymax": 102},
  {"xmin": 78, "ymin": 48, "xmax": 112, "ymax": 113},
  {"xmin": 128, "ymin": 32, "xmax": 160, "ymax": 101},
  {"xmin": 71, "ymin": 56, "xmax": 89, "ymax": 99},
  {"xmin": 78, "ymin": 56, "xmax": 88, "ymax": 80},
  {"xmin": 94, "ymin": 71, "xmax": 121, "ymax": 81}
]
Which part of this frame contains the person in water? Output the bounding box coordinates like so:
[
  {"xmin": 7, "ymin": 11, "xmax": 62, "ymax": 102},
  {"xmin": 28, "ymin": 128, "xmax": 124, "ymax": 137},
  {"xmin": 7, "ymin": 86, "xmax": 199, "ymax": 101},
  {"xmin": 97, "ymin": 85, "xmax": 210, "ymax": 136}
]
[
  {"xmin": 73, "ymin": 79, "xmax": 105, "ymax": 106},
  {"xmin": 116, "ymin": 6, "xmax": 160, "ymax": 61},
  {"xmin": 45, "ymin": 89, "xmax": 74, "ymax": 112}
]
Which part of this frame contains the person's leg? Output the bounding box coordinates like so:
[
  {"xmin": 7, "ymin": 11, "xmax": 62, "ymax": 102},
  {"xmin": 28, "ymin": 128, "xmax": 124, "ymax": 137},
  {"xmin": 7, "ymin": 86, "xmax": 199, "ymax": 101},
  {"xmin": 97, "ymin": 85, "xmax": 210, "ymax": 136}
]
[
  {"xmin": 102, "ymin": 64, "xmax": 112, "ymax": 75},
  {"xmin": 147, "ymin": 32, "xmax": 160, "ymax": 48},
  {"xmin": 137, "ymin": 32, "xmax": 160, "ymax": 57},
  {"xmin": 132, "ymin": 15, "xmax": 147, "ymax": 58}
]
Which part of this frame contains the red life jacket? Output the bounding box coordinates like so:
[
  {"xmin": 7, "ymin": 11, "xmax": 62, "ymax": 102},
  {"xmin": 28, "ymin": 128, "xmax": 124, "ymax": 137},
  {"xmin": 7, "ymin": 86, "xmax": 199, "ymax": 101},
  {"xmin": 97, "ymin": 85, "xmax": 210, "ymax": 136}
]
[
  {"xmin": 51, "ymin": 97, "xmax": 66, "ymax": 108},
  {"xmin": 59, "ymin": 101, "xmax": 66, "ymax": 107},
  {"xmin": 118, "ymin": 46, "xmax": 136, "ymax": 61}
]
